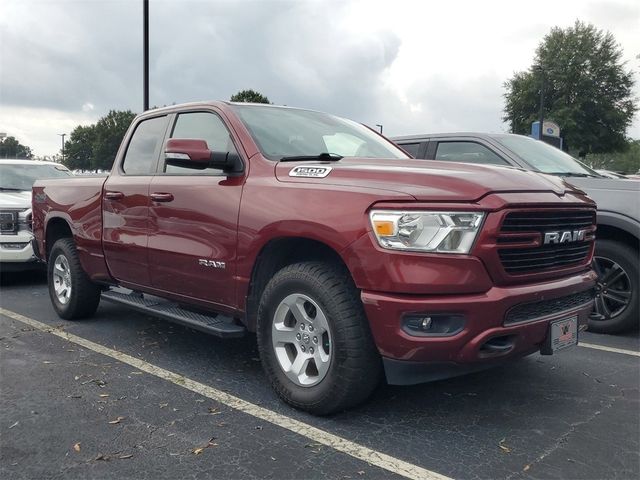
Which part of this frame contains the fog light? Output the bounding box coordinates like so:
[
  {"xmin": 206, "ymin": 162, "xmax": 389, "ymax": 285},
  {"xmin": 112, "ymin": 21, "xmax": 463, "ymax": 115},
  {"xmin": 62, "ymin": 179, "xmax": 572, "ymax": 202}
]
[
  {"xmin": 402, "ymin": 314, "xmax": 465, "ymax": 337},
  {"xmin": 1, "ymin": 243, "xmax": 28, "ymax": 250}
]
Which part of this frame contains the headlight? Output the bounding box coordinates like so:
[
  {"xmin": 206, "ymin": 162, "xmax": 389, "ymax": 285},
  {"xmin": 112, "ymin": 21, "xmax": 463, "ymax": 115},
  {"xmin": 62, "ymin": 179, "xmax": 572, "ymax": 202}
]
[{"xmin": 369, "ymin": 210, "xmax": 484, "ymax": 254}]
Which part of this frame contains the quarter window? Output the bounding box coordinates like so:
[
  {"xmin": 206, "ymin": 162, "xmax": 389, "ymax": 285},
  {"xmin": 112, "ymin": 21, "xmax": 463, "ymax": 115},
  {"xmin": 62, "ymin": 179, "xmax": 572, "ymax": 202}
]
[
  {"xmin": 121, "ymin": 116, "xmax": 168, "ymax": 175},
  {"xmin": 164, "ymin": 112, "xmax": 237, "ymax": 175},
  {"xmin": 435, "ymin": 141, "xmax": 507, "ymax": 166}
]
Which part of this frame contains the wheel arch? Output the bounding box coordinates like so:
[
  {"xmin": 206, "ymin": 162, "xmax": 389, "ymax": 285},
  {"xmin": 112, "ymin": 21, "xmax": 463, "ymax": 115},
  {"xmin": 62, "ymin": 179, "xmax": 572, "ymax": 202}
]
[
  {"xmin": 45, "ymin": 216, "xmax": 74, "ymax": 260},
  {"xmin": 243, "ymin": 237, "xmax": 352, "ymax": 332}
]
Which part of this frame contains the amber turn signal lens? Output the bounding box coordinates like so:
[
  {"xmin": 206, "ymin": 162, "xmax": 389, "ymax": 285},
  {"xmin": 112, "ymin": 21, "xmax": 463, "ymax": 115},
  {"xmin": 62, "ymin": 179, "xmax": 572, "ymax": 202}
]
[{"xmin": 373, "ymin": 220, "xmax": 395, "ymax": 236}]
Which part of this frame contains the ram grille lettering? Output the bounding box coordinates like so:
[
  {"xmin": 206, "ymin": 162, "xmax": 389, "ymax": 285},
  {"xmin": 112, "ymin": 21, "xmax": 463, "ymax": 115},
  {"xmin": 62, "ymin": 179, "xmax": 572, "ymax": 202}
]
[{"xmin": 543, "ymin": 230, "xmax": 586, "ymax": 245}]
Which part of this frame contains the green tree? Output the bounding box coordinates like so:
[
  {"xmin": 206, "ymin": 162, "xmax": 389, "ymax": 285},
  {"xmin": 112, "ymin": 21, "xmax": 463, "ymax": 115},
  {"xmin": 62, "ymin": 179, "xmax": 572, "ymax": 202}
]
[
  {"xmin": 63, "ymin": 125, "xmax": 97, "ymax": 170},
  {"xmin": 230, "ymin": 89, "xmax": 271, "ymax": 104},
  {"xmin": 586, "ymin": 140, "xmax": 640, "ymax": 174},
  {"xmin": 63, "ymin": 110, "xmax": 136, "ymax": 171},
  {"xmin": 503, "ymin": 21, "xmax": 637, "ymax": 154},
  {"xmin": 0, "ymin": 136, "xmax": 33, "ymax": 159},
  {"xmin": 91, "ymin": 110, "xmax": 136, "ymax": 170}
]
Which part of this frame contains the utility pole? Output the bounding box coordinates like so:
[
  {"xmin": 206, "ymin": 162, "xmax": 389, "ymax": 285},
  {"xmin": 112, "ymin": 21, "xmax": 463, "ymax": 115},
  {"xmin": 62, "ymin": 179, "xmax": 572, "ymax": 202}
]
[
  {"xmin": 58, "ymin": 133, "xmax": 66, "ymax": 163},
  {"xmin": 538, "ymin": 68, "xmax": 545, "ymax": 140},
  {"xmin": 143, "ymin": 0, "xmax": 149, "ymax": 111}
]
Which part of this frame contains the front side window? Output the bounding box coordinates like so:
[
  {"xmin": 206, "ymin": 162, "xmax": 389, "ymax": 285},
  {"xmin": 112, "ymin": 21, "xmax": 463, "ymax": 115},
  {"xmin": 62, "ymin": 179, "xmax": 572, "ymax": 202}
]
[
  {"xmin": 232, "ymin": 105, "xmax": 409, "ymax": 160},
  {"xmin": 435, "ymin": 142, "xmax": 507, "ymax": 166},
  {"xmin": 164, "ymin": 112, "xmax": 237, "ymax": 175},
  {"xmin": 121, "ymin": 116, "xmax": 168, "ymax": 175},
  {"xmin": 399, "ymin": 142, "xmax": 421, "ymax": 158}
]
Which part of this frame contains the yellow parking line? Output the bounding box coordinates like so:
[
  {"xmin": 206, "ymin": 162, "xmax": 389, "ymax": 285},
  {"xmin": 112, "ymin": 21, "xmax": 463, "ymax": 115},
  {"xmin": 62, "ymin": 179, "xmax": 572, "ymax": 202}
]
[
  {"xmin": 578, "ymin": 342, "xmax": 640, "ymax": 358},
  {"xmin": 0, "ymin": 308, "xmax": 451, "ymax": 480}
]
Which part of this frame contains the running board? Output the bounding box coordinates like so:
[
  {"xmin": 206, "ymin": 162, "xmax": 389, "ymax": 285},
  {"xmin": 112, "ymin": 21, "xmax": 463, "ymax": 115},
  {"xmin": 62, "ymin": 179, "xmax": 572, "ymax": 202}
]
[{"xmin": 101, "ymin": 290, "xmax": 246, "ymax": 338}]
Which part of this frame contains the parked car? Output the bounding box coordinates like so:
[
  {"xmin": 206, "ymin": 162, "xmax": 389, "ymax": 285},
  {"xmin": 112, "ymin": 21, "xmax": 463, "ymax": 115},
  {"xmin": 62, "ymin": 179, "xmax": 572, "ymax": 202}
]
[
  {"xmin": 393, "ymin": 133, "xmax": 639, "ymax": 333},
  {"xmin": 0, "ymin": 159, "xmax": 72, "ymax": 271},
  {"xmin": 32, "ymin": 103, "xmax": 596, "ymax": 414},
  {"xmin": 595, "ymin": 169, "xmax": 629, "ymax": 180}
]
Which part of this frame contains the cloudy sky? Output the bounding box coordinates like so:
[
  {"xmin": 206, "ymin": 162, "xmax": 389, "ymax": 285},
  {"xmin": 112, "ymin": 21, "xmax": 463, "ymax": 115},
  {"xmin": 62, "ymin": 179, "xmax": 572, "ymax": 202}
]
[{"xmin": 1, "ymin": 0, "xmax": 639, "ymax": 157}]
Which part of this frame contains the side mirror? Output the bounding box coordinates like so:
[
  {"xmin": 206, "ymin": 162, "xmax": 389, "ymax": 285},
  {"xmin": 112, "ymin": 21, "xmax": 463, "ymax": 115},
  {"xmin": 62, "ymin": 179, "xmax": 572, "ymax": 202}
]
[{"xmin": 165, "ymin": 138, "xmax": 243, "ymax": 174}]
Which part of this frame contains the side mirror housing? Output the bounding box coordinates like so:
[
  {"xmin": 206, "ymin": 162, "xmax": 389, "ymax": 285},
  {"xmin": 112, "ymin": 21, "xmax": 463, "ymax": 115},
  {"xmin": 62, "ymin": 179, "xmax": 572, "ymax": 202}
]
[{"xmin": 165, "ymin": 138, "xmax": 243, "ymax": 174}]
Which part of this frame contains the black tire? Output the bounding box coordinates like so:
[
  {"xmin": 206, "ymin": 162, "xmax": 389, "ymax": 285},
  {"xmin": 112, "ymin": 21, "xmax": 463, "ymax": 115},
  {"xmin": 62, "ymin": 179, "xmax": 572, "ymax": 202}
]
[
  {"xmin": 257, "ymin": 261, "xmax": 382, "ymax": 415},
  {"xmin": 589, "ymin": 239, "xmax": 638, "ymax": 334},
  {"xmin": 48, "ymin": 238, "xmax": 101, "ymax": 320}
]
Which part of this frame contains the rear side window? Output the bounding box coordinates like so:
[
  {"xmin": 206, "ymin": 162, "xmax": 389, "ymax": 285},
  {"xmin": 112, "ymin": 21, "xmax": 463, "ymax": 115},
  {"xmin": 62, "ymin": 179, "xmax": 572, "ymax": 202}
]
[
  {"xmin": 122, "ymin": 116, "xmax": 168, "ymax": 175},
  {"xmin": 164, "ymin": 112, "xmax": 237, "ymax": 175},
  {"xmin": 399, "ymin": 143, "xmax": 420, "ymax": 158},
  {"xmin": 435, "ymin": 141, "xmax": 507, "ymax": 166}
]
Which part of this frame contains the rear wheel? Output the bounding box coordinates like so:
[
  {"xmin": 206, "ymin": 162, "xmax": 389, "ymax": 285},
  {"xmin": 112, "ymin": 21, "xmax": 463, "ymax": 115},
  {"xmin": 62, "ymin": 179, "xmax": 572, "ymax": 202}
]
[
  {"xmin": 589, "ymin": 239, "xmax": 638, "ymax": 333},
  {"xmin": 257, "ymin": 261, "xmax": 382, "ymax": 415},
  {"xmin": 48, "ymin": 238, "xmax": 101, "ymax": 319}
]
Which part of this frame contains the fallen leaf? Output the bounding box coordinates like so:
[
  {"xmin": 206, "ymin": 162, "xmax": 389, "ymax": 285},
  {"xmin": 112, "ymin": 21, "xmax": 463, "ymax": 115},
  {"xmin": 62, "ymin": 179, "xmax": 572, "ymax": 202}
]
[
  {"xmin": 523, "ymin": 464, "xmax": 531, "ymax": 472},
  {"xmin": 108, "ymin": 416, "xmax": 125, "ymax": 425},
  {"xmin": 73, "ymin": 443, "xmax": 81, "ymax": 452},
  {"xmin": 8, "ymin": 421, "xmax": 19, "ymax": 429},
  {"xmin": 192, "ymin": 447, "xmax": 204, "ymax": 455},
  {"xmin": 159, "ymin": 403, "xmax": 169, "ymax": 408},
  {"xmin": 358, "ymin": 472, "xmax": 365, "ymax": 476},
  {"xmin": 499, "ymin": 438, "xmax": 512, "ymax": 453},
  {"xmin": 119, "ymin": 454, "xmax": 133, "ymax": 459},
  {"xmin": 99, "ymin": 394, "xmax": 110, "ymax": 398},
  {"xmin": 94, "ymin": 454, "xmax": 108, "ymax": 461}
]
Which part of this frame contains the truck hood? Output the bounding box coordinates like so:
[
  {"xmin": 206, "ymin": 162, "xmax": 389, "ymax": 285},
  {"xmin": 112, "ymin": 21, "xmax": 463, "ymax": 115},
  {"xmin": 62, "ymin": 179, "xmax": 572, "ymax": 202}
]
[
  {"xmin": 0, "ymin": 190, "xmax": 31, "ymax": 209},
  {"xmin": 567, "ymin": 177, "xmax": 640, "ymax": 221},
  {"xmin": 276, "ymin": 158, "xmax": 573, "ymax": 202}
]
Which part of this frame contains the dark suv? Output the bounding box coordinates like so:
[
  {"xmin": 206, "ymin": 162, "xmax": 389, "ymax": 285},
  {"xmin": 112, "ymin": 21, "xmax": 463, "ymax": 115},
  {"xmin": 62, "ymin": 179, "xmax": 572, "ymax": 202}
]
[{"xmin": 393, "ymin": 133, "xmax": 639, "ymax": 334}]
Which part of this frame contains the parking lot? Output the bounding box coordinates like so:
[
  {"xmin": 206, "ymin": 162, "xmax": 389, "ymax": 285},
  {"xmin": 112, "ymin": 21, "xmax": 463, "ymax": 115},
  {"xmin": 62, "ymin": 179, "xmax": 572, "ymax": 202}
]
[{"xmin": 1, "ymin": 271, "xmax": 638, "ymax": 480}]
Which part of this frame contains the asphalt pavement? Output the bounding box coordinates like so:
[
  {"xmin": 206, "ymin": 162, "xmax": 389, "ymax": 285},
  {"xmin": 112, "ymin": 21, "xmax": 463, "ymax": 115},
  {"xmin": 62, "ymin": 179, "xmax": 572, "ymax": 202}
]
[{"xmin": 1, "ymin": 271, "xmax": 638, "ymax": 480}]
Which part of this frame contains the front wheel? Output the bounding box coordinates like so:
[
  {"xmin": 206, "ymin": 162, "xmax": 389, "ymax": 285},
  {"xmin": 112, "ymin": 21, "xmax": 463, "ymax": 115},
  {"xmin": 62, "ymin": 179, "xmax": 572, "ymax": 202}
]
[
  {"xmin": 48, "ymin": 238, "xmax": 101, "ymax": 320},
  {"xmin": 589, "ymin": 239, "xmax": 638, "ymax": 334},
  {"xmin": 257, "ymin": 262, "xmax": 382, "ymax": 415}
]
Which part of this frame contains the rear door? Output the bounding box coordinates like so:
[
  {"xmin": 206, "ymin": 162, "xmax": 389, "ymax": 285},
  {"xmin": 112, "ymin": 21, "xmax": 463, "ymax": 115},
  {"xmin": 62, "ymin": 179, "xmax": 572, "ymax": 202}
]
[
  {"xmin": 102, "ymin": 115, "xmax": 169, "ymax": 286},
  {"xmin": 147, "ymin": 110, "xmax": 245, "ymax": 308}
]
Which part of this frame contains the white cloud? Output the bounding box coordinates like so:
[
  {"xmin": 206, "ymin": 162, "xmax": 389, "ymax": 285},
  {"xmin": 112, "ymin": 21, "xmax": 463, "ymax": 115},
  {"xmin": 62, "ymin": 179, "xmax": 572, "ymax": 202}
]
[{"xmin": 0, "ymin": 0, "xmax": 638, "ymax": 156}]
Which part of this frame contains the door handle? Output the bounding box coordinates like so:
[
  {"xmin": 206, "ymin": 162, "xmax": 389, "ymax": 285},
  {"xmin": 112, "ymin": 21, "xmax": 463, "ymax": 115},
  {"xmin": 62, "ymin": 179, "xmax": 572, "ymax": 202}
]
[
  {"xmin": 150, "ymin": 192, "xmax": 174, "ymax": 202},
  {"xmin": 104, "ymin": 191, "xmax": 124, "ymax": 201}
]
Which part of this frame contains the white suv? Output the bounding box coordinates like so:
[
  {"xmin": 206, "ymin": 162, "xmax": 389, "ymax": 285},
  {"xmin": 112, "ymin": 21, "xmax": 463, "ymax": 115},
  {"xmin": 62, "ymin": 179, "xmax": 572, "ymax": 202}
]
[{"xmin": 0, "ymin": 159, "xmax": 72, "ymax": 271}]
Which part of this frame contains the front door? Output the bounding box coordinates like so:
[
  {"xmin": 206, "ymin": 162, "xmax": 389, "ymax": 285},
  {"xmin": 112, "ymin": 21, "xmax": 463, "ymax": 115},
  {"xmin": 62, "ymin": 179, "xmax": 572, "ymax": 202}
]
[
  {"xmin": 148, "ymin": 110, "xmax": 244, "ymax": 308},
  {"xmin": 102, "ymin": 115, "xmax": 169, "ymax": 286}
]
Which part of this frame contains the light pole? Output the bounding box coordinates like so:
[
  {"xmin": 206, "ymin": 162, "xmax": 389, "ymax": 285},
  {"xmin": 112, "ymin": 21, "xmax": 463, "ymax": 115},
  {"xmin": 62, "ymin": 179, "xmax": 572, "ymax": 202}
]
[
  {"xmin": 535, "ymin": 66, "xmax": 545, "ymax": 140},
  {"xmin": 143, "ymin": 0, "xmax": 149, "ymax": 111},
  {"xmin": 58, "ymin": 133, "xmax": 66, "ymax": 163},
  {"xmin": 375, "ymin": 124, "xmax": 383, "ymax": 134}
]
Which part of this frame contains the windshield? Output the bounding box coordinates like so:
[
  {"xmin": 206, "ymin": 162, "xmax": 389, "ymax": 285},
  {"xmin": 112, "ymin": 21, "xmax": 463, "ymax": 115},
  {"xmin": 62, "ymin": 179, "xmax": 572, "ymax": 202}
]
[
  {"xmin": 0, "ymin": 163, "xmax": 72, "ymax": 191},
  {"xmin": 232, "ymin": 105, "xmax": 409, "ymax": 160},
  {"xmin": 491, "ymin": 134, "xmax": 599, "ymax": 176}
]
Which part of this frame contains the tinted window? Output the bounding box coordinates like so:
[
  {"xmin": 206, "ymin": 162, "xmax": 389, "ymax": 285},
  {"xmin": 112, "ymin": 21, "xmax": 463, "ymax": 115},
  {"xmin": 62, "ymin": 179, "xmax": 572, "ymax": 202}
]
[
  {"xmin": 435, "ymin": 141, "xmax": 507, "ymax": 166},
  {"xmin": 399, "ymin": 143, "xmax": 420, "ymax": 158},
  {"xmin": 165, "ymin": 112, "xmax": 237, "ymax": 175},
  {"xmin": 122, "ymin": 116, "xmax": 167, "ymax": 175}
]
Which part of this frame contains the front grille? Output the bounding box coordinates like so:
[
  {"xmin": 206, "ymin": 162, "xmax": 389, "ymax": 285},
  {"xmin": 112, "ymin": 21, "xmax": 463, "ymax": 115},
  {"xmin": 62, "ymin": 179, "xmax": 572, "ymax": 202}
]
[
  {"xmin": 505, "ymin": 289, "xmax": 594, "ymax": 325},
  {"xmin": 498, "ymin": 210, "xmax": 595, "ymax": 275}
]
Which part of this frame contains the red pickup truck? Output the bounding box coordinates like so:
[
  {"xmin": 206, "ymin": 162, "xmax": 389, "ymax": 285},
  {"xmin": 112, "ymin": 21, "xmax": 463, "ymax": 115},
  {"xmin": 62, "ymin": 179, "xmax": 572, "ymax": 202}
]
[{"xmin": 32, "ymin": 101, "xmax": 597, "ymax": 414}]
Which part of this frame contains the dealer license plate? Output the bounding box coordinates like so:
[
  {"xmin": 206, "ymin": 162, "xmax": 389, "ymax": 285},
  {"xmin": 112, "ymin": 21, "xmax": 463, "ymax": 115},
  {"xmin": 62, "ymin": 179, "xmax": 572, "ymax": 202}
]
[{"xmin": 542, "ymin": 316, "xmax": 578, "ymax": 355}]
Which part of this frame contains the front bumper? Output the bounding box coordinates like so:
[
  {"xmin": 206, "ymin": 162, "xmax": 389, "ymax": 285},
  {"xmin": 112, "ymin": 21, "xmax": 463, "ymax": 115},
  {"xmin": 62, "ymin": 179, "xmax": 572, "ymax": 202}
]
[
  {"xmin": 361, "ymin": 269, "xmax": 597, "ymax": 385},
  {"xmin": 0, "ymin": 231, "xmax": 40, "ymax": 268}
]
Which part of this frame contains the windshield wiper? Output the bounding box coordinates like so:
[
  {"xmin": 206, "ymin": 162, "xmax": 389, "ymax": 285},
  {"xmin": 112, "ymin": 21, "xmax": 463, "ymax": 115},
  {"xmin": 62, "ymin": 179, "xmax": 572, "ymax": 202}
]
[
  {"xmin": 545, "ymin": 172, "xmax": 599, "ymax": 178},
  {"xmin": 279, "ymin": 153, "xmax": 343, "ymax": 162},
  {"xmin": 0, "ymin": 187, "xmax": 26, "ymax": 191}
]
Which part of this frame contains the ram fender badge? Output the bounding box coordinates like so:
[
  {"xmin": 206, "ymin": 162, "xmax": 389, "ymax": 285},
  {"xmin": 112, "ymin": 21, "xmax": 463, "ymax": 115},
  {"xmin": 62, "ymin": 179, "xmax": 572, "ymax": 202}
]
[{"xmin": 288, "ymin": 166, "xmax": 332, "ymax": 178}]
